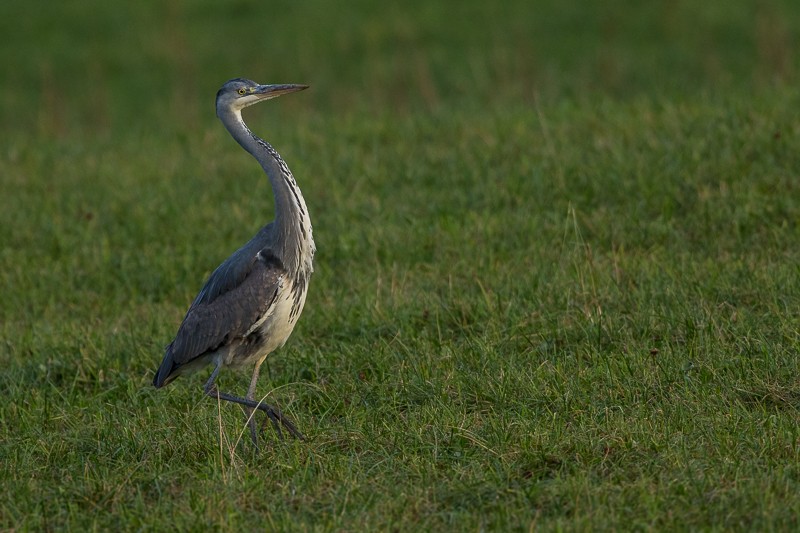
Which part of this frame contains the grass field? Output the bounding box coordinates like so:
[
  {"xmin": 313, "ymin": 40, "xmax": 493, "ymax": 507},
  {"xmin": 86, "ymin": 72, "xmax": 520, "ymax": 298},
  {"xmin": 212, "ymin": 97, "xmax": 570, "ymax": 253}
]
[{"xmin": 2, "ymin": 0, "xmax": 800, "ymax": 530}]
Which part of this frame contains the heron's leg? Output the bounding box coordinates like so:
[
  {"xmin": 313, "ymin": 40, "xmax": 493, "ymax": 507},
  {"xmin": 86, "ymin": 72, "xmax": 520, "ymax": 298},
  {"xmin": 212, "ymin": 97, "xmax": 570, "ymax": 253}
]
[
  {"xmin": 203, "ymin": 361, "xmax": 223, "ymax": 395},
  {"xmin": 245, "ymin": 363, "xmax": 262, "ymax": 447},
  {"xmin": 203, "ymin": 362, "xmax": 256, "ymax": 449},
  {"xmin": 247, "ymin": 360, "xmax": 282, "ymax": 438}
]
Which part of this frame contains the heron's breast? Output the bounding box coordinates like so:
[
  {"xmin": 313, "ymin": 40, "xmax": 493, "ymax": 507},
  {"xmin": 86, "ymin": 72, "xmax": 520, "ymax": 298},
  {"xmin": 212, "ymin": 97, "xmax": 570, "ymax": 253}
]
[
  {"xmin": 263, "ymin": 283, "xmax": 307, "ymax": 345},
  {"xmin": 236, "ymin": 277, "xmax": 310, "ymax": 365}
]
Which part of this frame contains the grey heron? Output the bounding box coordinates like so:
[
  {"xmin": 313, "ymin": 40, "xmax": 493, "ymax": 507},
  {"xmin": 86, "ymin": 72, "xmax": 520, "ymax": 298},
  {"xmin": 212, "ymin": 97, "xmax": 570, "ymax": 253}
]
[{"xmin": 153, "ymin": 78, "xmax": 314, "ymax": 445}]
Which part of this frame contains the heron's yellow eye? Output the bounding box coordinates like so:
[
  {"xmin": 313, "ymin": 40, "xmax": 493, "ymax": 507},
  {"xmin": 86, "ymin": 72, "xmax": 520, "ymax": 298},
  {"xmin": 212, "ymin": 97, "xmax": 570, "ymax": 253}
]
[{"xmin": 237, "ymin": 88, "xmax": 246, "ymax": 95}]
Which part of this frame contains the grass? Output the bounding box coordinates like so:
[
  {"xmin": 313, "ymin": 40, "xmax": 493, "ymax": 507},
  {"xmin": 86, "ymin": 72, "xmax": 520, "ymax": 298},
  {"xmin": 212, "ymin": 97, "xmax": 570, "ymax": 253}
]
[{"xmin": 2, "ymin": 0, "xmax": 800, "ymax": 530}]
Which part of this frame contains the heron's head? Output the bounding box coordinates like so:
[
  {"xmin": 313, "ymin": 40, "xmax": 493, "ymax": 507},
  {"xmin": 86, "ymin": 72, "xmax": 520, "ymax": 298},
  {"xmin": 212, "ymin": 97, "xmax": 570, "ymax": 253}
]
[{"xmin": 216, "ymin": 78, "xmax": 308, "ymax": 117}]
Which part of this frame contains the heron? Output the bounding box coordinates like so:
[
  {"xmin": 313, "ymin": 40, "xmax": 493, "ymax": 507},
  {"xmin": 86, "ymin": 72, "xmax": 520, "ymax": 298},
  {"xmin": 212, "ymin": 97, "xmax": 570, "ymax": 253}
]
[{"xmin": 152, "ymin": 78, "xmax": 314, "ymax": 446}]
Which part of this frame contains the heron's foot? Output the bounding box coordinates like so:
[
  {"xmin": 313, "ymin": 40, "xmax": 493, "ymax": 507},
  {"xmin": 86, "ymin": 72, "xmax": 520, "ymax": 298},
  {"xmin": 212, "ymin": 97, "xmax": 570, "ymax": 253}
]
[
  {"xmin": 258, "ymin": 402, "xmax": 305, "ymax": 441},
  {"xmin": 246, "ymin": 408, "xmax": 260, "ymax": 451},
  {"xmin": 205, "ymin": 386, "xmax": 304, "ymax": 442}
]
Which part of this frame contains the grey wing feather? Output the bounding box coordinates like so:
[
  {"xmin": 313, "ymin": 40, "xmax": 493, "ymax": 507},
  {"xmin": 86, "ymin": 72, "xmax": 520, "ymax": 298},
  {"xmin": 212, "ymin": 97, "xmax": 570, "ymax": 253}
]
[
  {"xmin": 193, "ymin": 244, "xmax": 261, "ymax": 307},
  {"xmin": 153, "ymin": 250, "xmax": 285, "ymax": 386}
]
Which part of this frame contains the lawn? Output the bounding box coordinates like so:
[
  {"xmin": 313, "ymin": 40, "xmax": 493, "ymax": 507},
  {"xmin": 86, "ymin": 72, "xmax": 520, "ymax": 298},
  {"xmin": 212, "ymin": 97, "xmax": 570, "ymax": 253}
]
[{"xmin": 2, "ymin": 0, "xmax": 800, "ymax": 530}]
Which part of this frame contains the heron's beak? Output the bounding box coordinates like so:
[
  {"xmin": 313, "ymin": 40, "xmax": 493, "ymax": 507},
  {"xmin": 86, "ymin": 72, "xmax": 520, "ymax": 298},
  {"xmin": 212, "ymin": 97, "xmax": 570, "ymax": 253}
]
[{"xmin": 254, "ymin": 84, "xmax": 309, "ymax": 100}]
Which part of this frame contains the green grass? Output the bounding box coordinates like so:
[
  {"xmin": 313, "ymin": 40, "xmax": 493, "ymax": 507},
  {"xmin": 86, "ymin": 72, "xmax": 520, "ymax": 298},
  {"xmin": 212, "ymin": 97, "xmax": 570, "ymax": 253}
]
[{"xmin": 2, "ymin": 0, "xmax": 800, "ymax": 530}]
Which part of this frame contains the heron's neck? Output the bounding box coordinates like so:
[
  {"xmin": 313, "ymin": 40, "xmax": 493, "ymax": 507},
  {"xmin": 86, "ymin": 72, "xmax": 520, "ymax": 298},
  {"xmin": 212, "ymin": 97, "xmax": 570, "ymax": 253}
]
[{"xmin": 219, "ymin": 107, "xmax": 314, "ymax": 276}]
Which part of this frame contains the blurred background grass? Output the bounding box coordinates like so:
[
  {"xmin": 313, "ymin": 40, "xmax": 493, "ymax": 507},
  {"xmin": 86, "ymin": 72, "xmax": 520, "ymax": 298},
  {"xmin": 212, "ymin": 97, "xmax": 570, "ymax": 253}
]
[{"xmin": 1, "ymin": 0, "xmax": 797, "ymax": 138}]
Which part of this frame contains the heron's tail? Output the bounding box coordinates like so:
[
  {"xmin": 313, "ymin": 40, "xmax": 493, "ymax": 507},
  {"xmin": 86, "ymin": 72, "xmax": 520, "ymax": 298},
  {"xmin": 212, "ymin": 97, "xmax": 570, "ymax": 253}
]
[{"xmin": 152, "ymin": 343, "xmax": 177, "ymax": 388}]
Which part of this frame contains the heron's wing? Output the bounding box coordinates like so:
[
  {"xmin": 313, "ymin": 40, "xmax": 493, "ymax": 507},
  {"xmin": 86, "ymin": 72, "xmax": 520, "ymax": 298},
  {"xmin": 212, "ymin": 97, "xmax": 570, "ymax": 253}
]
[
  {"xmin": 153, "ymin": 250, "xmax": 285, "ymax": 385},
  {"xmin": 192, "ymin": 243, "xmax": 264, "ymax": 307}
]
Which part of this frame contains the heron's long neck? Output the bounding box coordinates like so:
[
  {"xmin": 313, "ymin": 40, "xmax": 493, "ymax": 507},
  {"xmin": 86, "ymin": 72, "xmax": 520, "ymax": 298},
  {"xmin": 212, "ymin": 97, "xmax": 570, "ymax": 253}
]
[{"xmin": 219, "ymin": 108, "xmax": 314, "ymax": 276}]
